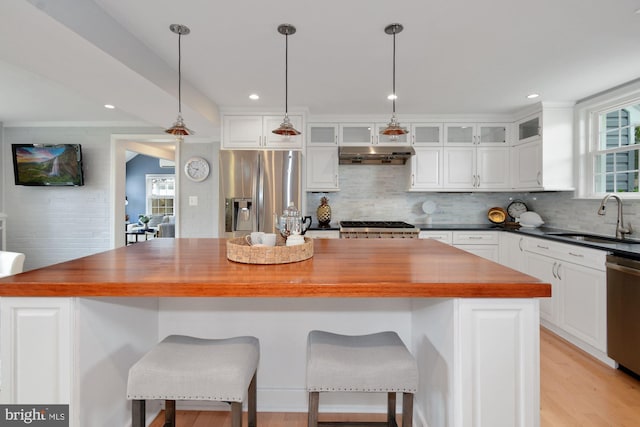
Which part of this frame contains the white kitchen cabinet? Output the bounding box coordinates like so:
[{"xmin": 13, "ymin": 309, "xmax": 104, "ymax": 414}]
[
  {"xmin": 408, "ymin": 147, "xmax": 443, "ymax": 190},
  {"xmin": 420, "ymin": 231, "xmax": 499, "ymax": 262},
  {"xmin": 443, "ymin": 146, "xmax": 509, "ymax": 190},
  {"xmin": 560, "ymin": 261, "xmax": 607, "ymax": 352},
  {"xmin": 340, "ymin": 123, "xmax": 411, "ymax": 146},
  {"xmin": 308, "ymin": 123, "xmax": 338, "ymax": 146},
  {"xmin": 442, "ymin": 122, "xmax": 509, "ymax": 190},
  {"xmin": 523, "ymin": 236, "xmax": 608, "ymax": 358},
  {"xmin": 411, "ymin": 123, "xmax": 443, "ymax": 146},
  {"xmin": 512, "ymin": 139, "xmax": 542, "ymax": 188},
  {"xmin": 453, "ymin": 231, "xmax": 499, "ymax": 262},
  {"xmin": 514, "ymin": 113, "xmax": 541, "ymax": 146},
  {"xmin": 222, "ymin": 114, "xmax": 304, "ymax": 149},
  {"xmin": 418, "ymin": 230, "xmax": 453, "ymax": 244},
  {"xmin": 498, "ymin": 232, "xmax": 527, "ymax": 272},
  {"xmin": 305, "ymin": 146, "xmax": 339, "ymax": 191},
  {"xmin": 510, "ymin": 104, "xmax": 574, "ymax": 191},
  {"xmin": 525, "ymin": 251, "xmax": 559, "ymax": 323},
  {"xmin": 338, "ymin": 123, "xmax": 374, "ymax": 146},
  {"xmin": 0, "ymin": 298, "xmax": 73, "ymax": 404},
  {"xmin": 444, "ymin": 123, "xmax": 509, "ymax": 146}
]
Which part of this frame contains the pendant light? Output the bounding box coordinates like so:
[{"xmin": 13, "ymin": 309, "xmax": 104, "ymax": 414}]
[
  {"xmin": 380, "ymin": 23, "xmax": 408, "ymax": 137},
  {"xmin": 272, "ymin": 24, "xmax": 301, "ymax": 136},
  {"xmin": 165, "ymin": 24, "xmax": 193, "ymax": 141}
]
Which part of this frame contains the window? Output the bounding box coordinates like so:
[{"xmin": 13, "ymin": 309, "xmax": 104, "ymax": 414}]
[
  {"xmin": 593, "ymin": 104, "xmax": 640, "ymax": 193},
  {"xmin": 146, "ymin": 174, "xmax": 175, "ymax": 216}
]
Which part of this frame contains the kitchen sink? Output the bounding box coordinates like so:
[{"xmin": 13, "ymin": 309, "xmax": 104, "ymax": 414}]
[{"xmin": 547, "ymin": 233, "xmax": 640, "ymax": 244}]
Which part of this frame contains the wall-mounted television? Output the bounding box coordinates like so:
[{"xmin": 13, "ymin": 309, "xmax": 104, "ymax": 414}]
[{"xmin": 12, "ymin": 144, "xmax": 84, "ymax": 186}]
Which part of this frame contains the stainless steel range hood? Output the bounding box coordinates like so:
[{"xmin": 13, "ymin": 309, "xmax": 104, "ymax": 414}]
[{"xmin": 338, "ymin": 146, "xmax": 415, "ymax": 165}]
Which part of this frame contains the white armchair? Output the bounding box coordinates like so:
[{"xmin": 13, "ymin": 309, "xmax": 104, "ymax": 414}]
[
  {"xmin": 158, "ymin": 216, "xmax": 175, "ymax": 238},
  {"xmin": 0, "ymin": 251, "xmax": 26, "ymax": 278}
]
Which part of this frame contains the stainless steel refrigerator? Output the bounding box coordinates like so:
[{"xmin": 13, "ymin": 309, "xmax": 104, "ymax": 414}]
[{"xmin": 219, "ymin": 150, "xmax": 302, "ymax": 237}]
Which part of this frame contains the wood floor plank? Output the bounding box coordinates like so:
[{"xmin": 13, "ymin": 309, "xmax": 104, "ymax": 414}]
[{"xmin": 148, "ymin": 327, "xmax": 640, "ymax": 427}]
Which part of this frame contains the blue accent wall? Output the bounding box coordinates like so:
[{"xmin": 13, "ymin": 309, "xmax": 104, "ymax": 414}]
[{"xmin": 125, "ymin": 154, "xmax": 175, "ymax": 222}]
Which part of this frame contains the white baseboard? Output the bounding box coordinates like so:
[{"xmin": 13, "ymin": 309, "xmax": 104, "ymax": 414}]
[{"xmin": 540, "ymin": 322, "xmax": 616, "ymax": 368}]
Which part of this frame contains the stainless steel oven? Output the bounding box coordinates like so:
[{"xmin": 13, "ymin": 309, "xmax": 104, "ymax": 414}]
[{"xmin": 606, "ymin": 255, "xmax": 640, "ymax": 376}]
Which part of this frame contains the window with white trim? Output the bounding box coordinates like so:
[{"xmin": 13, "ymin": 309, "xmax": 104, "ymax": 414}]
[
  {"xmin": 592, "ymin": 103, "xmax": 640, "ymax": 194},
  {"xmin": 146, "ymin": 174, "xmax": 175, "ymax": 216}
]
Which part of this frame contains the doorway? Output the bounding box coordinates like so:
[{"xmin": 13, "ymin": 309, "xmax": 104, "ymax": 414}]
[{"xmin": 110, "ymin": 134, "xmax": 179, "ymax": 248}]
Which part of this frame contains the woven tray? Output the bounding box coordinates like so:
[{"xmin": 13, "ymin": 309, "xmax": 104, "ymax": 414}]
[{"xmin": 226, "ymin": 236, "xmax": 313, "ymax": 264}]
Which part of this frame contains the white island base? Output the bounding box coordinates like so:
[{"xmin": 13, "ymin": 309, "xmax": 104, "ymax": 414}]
[{"xmin": 1, "ymin": 297, "xmax": 539, "ymax": 427}]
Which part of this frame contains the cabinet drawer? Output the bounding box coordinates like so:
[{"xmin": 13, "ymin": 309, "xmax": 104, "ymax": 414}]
[
  {"xmin": 524, "ymin": 236, "xmax": 607, "ymax": 271},
  {"xmin": 454, "ymin": 244, "xmax": 499, "ymax": 262},
  {"xmin": 452, "ymin": 231, "xmax": 498, "ymax": 244},
  {"xmin": 419, "ymin": 231, "xmax": 453, "ymax": 244},
  {"xmin": 306, "ymin": 230, "xmax": 340, "ymax": 239}
]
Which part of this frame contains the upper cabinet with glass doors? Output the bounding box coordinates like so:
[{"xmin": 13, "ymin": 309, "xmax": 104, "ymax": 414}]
[
  {"xmin": 308, "ymin": 123, "xmax": 338, "ymax": 146},
  {"xmin": 515, "ymin": 113, "xmax": 541, "ymax": 145},
  {"xmin": 339, "ymin": 123, "xmax": 374, "ymax": 146},
  {"xmin": 339, "ymin": 123, "xmax": 412, "ymax": 145},
  {"xmin": 411, "ymin": 123, "xmax": 443, "ymax": 145},
  {"xmin": 444, "ymin": 123, "xmax": 509, "ymax": 146}
]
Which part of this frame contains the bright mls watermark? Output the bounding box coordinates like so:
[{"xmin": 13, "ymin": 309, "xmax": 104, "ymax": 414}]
[{"xmin": 0, "ymin": 405, "xmax": 68, "ymax": 426}]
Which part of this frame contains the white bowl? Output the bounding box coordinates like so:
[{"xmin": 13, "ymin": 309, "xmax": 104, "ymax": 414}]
[{"xmin": 518, "ymin": 212, "xmax": 544, "ymax": 227}]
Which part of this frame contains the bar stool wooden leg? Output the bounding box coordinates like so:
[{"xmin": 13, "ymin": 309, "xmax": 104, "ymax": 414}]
[
  {"xmin": 164, "ymin": 400, "xmax": 176, "ymax": 427},
  {"xmin": 248, "ymin": 371, "xmax": 257, "ymax": 427},
  {"xmin": 401, "ymin": 393, "xmax": 413, "ymax": 427},
  {"xmin": 132, "ymin": 400, "xmax": 145, "ymax": 427},
  {"xmin": 231, "ymin": 402, "xmax": 242, "ymax": 427},
  {"xmin": 308, "ymin": 391, "xmax": 319, "ymax": 427},
  {"xmin": 387, "ymin": 392, "xmax": 397, "ymax": 426}
]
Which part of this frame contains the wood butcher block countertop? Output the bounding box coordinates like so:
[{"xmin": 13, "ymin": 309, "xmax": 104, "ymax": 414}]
[{"xmin": 0, "ymin": 238, "xmax": 550, "ymax": 298}]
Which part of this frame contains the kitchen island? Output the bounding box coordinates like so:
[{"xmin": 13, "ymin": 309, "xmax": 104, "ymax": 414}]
[{"xmin": 0, "ymin": 238, "xmax": 549, "ymax": 427}]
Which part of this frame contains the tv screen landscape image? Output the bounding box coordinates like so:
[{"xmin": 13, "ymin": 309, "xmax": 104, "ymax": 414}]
[{"xmin": 12, "ymin": 144, "xmax": 84, "ymax": 186}]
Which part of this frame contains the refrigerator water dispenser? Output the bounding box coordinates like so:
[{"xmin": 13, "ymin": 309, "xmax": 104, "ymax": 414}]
[{"xmin": 225, "ymin": 198, "xmax": 254, "ymax": 233}]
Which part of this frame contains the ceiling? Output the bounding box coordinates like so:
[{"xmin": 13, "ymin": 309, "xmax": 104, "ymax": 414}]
[{"xmin": 2, "ymin": 0, "xmax": 640, "ymax": 138}]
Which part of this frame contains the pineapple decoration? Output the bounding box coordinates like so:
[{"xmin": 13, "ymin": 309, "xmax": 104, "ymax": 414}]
[{"xmin": 316, "ymin": 196, "xmax": 332, "ymax": 228}]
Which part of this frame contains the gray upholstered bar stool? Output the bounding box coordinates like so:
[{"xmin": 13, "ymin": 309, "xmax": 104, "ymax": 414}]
[
  {"xmin": 127, "ymin": 335, "xmax": 259, "ymax": 427},
  {"xmin": 306, "ymin": 330, "xmax": 418, "ymax": 427}
]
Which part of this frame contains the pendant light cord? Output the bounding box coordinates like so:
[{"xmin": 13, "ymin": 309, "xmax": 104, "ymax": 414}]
[
  {"xmin": 177, "ymin": 33, "xmax": 182, "ymax": 115},
  {"xmin": 392, "ymin": 29, "xmax": 396, "ymax": 115},
  {"xmin": 285, "ymin": 31, "xmax": 289, "ymax": 116}
]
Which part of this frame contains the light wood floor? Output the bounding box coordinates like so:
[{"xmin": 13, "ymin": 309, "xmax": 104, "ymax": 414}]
[{"xmin": 150, "ymin": 328, "xmax": 640, "ymax": 427}]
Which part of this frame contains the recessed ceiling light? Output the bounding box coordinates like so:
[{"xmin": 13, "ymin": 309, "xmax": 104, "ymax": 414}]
[
  {"xmin": 526, "ymin": 93, "xmax": 540, "ymax": 99},
  {"xmin": 249, "ymin": 94, "xmax": 260, "ymax": 100},
  {"xmin": 104, "ymin": 104, "xmax": 115, "ymax": 109},
  {"xmin": 387, "ymin": 94, "xmax": 397, "ymax": 100}
]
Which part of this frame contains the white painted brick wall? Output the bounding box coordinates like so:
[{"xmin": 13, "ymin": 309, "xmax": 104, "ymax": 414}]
[{"xmin": 2, "ymin": 126, "xmax": 159, "ymax": 270}]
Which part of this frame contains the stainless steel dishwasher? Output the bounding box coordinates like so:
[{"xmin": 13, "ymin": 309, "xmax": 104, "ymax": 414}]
[{"xmin": 606, "ymin": 255, "xmax": 640, "ymax": 376}]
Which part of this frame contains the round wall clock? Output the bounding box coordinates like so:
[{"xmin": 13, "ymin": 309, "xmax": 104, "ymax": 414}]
[
  {"xmin": 184, "ymin": 156, "xmax": 210, "ymax": 182},
  {"xmin": 507, "ymin": 200, "xmax": 528, "ymax": 220}
]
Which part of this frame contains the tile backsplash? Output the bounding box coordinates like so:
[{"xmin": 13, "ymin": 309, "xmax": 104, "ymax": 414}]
[{"xmin": 305, "ymin": 164, "xmax": 640, "ymax": 237}]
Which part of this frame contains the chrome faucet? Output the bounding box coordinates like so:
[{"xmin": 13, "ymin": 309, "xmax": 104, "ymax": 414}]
[{"xmin": 597, "ymin": 194, "xmax": 632, "ymax": 239}]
